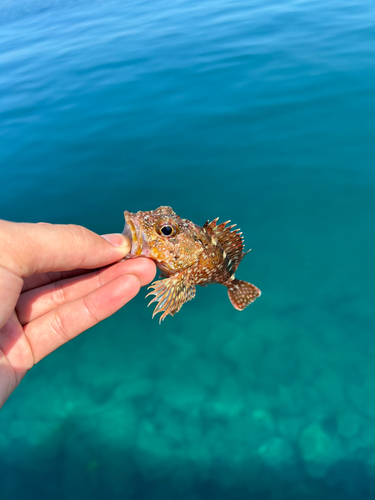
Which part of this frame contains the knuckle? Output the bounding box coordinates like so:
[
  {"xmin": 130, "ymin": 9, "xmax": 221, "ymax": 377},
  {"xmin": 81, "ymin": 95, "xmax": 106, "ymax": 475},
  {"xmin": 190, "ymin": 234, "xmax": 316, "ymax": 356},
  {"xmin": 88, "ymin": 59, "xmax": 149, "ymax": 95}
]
[
  {"xmin": 65, "ymin": 224, "xmax": 92, "ymax": 246},
  {"xmin": 82, "ymin": 295, "xmax": 100, "ymax": 324},
  {"xmin": 63, "ymin": 224, "xmax": 94, "ymax": 268},
  {"xmin": 50, "ymin": 309, "xmax": 70, "ymax": 341},
  {"xmin": 97, "ymin": 270, "xmax": 106, "ymax": 288},
  {"xmin": 51, "ymin": 279, "xmax": 66, "ymax": 305}
]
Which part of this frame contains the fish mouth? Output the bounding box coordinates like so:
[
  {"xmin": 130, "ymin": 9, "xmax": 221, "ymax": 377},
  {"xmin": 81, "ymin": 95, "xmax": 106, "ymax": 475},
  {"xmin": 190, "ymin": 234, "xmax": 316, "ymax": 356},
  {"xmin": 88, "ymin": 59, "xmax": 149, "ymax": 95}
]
[{"xmin": 123, "ymin": 211, "xmax": 150, "ymax": 257}]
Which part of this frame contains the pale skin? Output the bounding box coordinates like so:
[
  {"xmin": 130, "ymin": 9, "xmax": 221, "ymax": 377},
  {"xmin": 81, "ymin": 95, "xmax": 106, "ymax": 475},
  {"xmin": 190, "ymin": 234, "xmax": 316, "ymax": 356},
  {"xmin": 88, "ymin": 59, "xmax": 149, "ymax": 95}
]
[{"xmin": 0, "ymin": 220, "xmax": 156, "ymax": 409}]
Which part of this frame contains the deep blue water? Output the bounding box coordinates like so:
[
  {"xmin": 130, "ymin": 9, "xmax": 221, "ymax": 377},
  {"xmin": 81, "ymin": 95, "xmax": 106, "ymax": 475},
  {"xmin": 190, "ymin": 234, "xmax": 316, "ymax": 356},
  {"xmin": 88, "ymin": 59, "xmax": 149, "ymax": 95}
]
[{"xmin": 1, "ymin": 0, "xmax": 375, "ymax": 498}]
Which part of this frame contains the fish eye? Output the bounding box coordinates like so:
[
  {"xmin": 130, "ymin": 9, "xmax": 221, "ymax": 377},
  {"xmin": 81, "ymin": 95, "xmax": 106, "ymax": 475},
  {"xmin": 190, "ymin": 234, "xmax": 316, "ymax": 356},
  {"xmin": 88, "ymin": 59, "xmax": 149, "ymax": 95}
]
[
  {"xmin": 156, "ymin": 221, "xmax": 178, "ymax": 237},
  {"xmin": 161, "ymin": 225, "xmax": 173, "ymax": 236}
]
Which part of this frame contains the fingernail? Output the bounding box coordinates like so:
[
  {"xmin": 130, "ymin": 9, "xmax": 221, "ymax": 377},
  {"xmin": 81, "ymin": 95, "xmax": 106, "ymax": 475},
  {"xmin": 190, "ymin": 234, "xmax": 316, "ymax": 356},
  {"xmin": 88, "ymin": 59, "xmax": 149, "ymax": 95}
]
[{"xmin": 101, "ymin": 233, "xmax": 131, "ymax": 249}]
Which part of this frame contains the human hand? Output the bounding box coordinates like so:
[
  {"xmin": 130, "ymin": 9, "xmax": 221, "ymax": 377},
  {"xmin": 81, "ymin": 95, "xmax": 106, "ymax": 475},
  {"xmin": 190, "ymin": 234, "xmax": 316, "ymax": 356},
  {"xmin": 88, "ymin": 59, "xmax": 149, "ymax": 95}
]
[{"xmin": 0, "ymin": 220, "xmax": 156, "ymax": 409}]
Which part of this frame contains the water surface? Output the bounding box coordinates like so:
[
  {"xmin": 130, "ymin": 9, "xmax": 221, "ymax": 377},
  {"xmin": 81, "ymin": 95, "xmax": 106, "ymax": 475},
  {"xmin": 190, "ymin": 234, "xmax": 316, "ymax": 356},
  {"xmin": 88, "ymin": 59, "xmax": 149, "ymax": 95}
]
[{"xmin": 1, "ymin": 0, "xmax": 375, "ymax": 498}]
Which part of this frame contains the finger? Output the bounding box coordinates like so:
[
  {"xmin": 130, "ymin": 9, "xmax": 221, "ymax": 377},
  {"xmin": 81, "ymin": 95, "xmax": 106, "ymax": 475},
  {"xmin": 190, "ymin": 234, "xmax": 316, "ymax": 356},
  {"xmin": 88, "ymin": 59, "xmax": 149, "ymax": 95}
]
[
  {"xmin": 0, "ymin": 220, "xmax": 130, "ymax": 277},
  {"xmin": 0, "ymin": 266, "xmax": 23, "ymax": 329},
  {"xmin": 23, "ymin": 273, "xmax": 142, "ymax": 364},
  {"xmin": 0, "ymin": 311, "xmax": 34, "ymax": 380},
  {"xmin": 17, "ymin": 258, "xmax": 156, "ymax": 325},
  {"xmin": 22, "ymin": 268, "xmax": 93, "ymax": 293}
]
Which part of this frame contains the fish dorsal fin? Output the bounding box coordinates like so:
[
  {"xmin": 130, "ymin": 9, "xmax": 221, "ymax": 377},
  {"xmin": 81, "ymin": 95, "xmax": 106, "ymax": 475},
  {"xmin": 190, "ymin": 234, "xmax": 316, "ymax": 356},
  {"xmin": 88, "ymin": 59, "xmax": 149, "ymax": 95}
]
[
  {"xmin": 203, "ymin": 218, "xmax": 249, "ymax": 272},
  {"xmin": 146, "ymin": 270, "xmax": 196, "ymax": 323}
]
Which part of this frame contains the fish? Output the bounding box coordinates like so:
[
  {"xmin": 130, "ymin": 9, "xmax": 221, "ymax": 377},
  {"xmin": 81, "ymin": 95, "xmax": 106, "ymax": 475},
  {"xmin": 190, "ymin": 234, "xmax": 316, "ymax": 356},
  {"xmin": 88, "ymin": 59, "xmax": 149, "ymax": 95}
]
[{"xmin": 123, "ymin": 206, "xmax": 261, "ymax": 322}]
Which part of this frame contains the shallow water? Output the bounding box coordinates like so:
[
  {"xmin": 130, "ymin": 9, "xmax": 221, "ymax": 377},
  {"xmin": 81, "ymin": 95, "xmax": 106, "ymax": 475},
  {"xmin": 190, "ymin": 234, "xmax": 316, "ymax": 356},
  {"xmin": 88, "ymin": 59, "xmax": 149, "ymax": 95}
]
[{"xmin": 1, "ymin": 0, "xmax": 375, "ymax": 498}]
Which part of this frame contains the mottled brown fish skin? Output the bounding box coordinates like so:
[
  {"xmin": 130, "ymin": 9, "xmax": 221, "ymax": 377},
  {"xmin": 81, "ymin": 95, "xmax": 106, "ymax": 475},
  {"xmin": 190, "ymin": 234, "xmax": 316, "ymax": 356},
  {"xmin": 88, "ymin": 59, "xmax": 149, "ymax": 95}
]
[{"xmin": 123, "ymin": 206, "xmax": 261, "ymax": 322}]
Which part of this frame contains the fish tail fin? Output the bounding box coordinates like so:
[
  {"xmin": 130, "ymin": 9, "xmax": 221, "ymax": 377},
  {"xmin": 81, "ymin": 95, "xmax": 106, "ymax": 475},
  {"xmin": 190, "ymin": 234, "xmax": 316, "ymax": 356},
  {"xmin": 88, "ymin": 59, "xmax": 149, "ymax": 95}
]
[{"xmin": 226, "ymin": 279, "xmax": 261, "ymax": 311}]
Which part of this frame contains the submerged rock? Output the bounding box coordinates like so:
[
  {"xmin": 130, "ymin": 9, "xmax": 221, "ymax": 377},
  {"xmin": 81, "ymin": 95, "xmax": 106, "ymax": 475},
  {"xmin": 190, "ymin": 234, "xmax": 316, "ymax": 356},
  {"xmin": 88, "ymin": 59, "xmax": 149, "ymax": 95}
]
[
  {"xmin": 299, "ymin": 422, "xmax": 344, "ymax": 478},
  {"xmin": 158, "ymin": 358, "xmax": 208, "ymax": 411},
  {"xmin": 208, "ymin": 375, "xmax": 245, "ymax": 417},
  {"xmin": 277, "ymin": 416, "xmax": 303, "ymax": 441},
  {"xmin": 221, "ymin": 324, "xmax": 263, "ymax": 379},
  {"xmin": 258, "ymin": 436, "xmax": 295, "ymax": 468},
  {"xmin": 251, "ymin": 409, "xmax": 276, "ymax": 435},
  {"xmin": 336, "ymin": 411, "xmax": 362, "ymax": 440}
]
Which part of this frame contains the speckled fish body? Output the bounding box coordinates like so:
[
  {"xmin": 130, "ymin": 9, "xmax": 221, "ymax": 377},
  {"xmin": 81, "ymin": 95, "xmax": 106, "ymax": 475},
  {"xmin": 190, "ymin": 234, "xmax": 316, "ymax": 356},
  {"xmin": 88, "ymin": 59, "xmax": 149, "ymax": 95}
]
[{"xmin": 123, "ymin": 206, "xmax": 260, "ymax": 322}]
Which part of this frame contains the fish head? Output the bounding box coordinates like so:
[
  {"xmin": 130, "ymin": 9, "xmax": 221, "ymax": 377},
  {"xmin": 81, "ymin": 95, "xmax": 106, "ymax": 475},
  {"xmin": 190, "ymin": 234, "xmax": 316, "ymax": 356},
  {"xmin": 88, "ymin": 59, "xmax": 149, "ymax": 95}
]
[{"xmin": 123, "ymin": 206, "xmax": 203, "ymax": 274}]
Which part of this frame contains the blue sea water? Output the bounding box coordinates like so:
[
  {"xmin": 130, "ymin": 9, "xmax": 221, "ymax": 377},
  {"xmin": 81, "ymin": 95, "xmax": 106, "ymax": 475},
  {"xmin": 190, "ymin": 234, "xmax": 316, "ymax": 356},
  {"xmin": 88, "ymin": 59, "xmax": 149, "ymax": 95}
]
[{"xmin": 1, "ymin": 0, "xmax": 375, "ymax": 497}]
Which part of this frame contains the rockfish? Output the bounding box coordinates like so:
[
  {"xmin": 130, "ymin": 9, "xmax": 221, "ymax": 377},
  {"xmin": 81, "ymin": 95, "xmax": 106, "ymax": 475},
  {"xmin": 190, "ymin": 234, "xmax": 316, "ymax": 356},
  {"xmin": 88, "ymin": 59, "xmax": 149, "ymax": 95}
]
[{"xmin": 123, "ymin": 206, "xmax": 261, "ymax": 322}]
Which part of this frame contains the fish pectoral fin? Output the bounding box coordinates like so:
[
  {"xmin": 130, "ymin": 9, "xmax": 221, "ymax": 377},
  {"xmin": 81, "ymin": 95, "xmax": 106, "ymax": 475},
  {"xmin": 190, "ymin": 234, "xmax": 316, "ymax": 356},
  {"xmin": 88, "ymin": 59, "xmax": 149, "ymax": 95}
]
[
  {"xmin": 146, "ymin": 271, "xmax": 196, "ymax": 323},
  {"xmin": 169, "ymin": 305, "xmax": 183, "ymax": 317},
  {"xmin": 226, "ymin": 279, "xmax": 261, "ymax": 311}
]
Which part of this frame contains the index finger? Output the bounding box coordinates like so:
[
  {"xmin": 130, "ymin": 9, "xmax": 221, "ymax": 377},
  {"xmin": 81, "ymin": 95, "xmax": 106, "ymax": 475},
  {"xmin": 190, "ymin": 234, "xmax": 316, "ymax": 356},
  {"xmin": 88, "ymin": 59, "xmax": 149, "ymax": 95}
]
[{"xmin": 22, "ymin": 268, "xmax": 93, "ymax": 293}]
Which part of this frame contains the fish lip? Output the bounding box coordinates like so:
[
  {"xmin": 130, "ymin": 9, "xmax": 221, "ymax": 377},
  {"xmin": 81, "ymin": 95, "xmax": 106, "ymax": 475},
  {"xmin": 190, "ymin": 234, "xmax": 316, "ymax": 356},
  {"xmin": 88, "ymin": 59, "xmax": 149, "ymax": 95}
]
[
  {"xmin": 122, "ymin": 216, "xmax": 133, "ymax": 244},
  {"xmin": 123, "ymin": 211, "xmax": 149, "ymax": 257}
]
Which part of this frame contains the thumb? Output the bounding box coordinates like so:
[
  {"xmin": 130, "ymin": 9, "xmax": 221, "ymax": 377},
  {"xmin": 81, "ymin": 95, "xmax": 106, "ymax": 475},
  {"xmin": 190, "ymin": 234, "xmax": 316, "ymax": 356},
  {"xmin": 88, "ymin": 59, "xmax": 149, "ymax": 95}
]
[{"xmin": 0, "ymin": 221, "xmax": 130, "ymax": 278}]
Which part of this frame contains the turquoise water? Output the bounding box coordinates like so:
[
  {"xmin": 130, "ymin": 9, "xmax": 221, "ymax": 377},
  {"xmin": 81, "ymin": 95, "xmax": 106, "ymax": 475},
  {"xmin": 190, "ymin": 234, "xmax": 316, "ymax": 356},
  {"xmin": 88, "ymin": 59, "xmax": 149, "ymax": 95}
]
[{"xmin": 1, "ymin": 0, "xmax": 375, "ymax": 497}]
